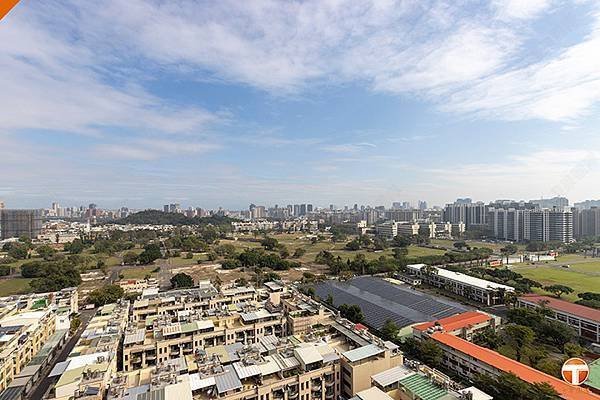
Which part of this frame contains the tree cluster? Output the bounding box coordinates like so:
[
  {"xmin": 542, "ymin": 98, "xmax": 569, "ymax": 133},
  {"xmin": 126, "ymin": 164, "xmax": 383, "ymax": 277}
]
[{"xmin": 87, "ymin": 284, "xmax": 124, "ymax": 306}]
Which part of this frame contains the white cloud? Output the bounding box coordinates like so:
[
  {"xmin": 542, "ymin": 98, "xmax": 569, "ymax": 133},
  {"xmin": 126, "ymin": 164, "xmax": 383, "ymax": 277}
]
[
  {"xmin": 493, "ymin": 0, "xmax": 553, "ymax": 20},
  {"xmin": 95, "ymin": 139, "xmax": 221, "ymax": 160},
  {"xmin": 0, "ymin": 4, "xmax": 219, "ymax": 137},
  {"xmin": 322, "ymin": 142, "xmax": 377, "ymax": 154}
]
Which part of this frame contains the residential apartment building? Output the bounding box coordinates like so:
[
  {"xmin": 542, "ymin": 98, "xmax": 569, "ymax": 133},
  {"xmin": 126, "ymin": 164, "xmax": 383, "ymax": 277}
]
[
  {"xmin": 406, "ymin": 264, "xmax": 515, "ymax": 306},
  {"xmin": 123, "ymin": 285, "xmax": 287, "ymax": 372},
  {"xmin": 49, "ymin": 303, "xmax": 129, "ymax": 400},
  {"xmin": 0, "ymin": 209, "xmax": 43, "ymax": 240},
  {"xmin": 573, "ymin": 207, "xmax": 600, "ymax": 239},
  {"xmin": 518, "ymin": 294, "xmax": 600, "ymax": 343},
  {"xmin": 487, "ymin": 206, "xmax": 573, "ymax": 243},
  {"xmin": 442, "ymin": 202, "xmax": 486, "ymax": 228},
  {"xmin": 384, "ymin": 210, "xmax": 420, "ymax": 222},
  {"xmin": 109, "ymin": 297, "xmax": 403, "ymax": 400},
  {"xmin": 0, "ymin": 310, "xmax": 57, "ymax": 392}
]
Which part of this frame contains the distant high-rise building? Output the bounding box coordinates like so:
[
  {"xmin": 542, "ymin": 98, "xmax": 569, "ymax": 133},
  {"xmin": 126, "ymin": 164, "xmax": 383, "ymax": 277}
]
[
  {"xmin": 300, "ymin": 204, "xmax": 307, "ymax": 216},
  {"xmin": 418, "ymin": 200, "xmax": 428, "ymax": 210},
  {"xmin": 531, "ymin": 196, "xmax": 569, "ymax": 209},
  {"xmin": 573, "ymin": 207, "xmax": 600, "ymax": 238},
  {"xmin": 169, "ymin": 203, "xmax": 181, "ymax": 213},
  {"xmin": 251, "ymin": 206, "xmax": 266, "ymax": 220},
  {"xmin": 0, "ymin": 209, "xmax": 43, "ymax": 240},
  {"xmin": 329, "ymin": 204, "xmax": 334, "ymax": 211},
  {"xmin": 443, "ymin": 201, "xmax": 486, "ymax": 227},
  {"xmin": 163, "ymin": 205, "xmax": 169, "ymax": 213},
  {"xmin": 307, "ymin": 204, "xmax": 313, "ymax": 213},
  {"xmin": 455, "ymin": 198, "xmax": 472, "ymax": 205},
  {"xmin": 574, "ymin": 199, "xmax": 600, "ymax": 209}
]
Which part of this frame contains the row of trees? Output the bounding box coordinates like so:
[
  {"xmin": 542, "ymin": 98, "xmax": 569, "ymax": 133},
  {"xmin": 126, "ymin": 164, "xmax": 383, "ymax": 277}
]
[
  {"xmin": 575, "ymin": 292, "xmax": 600, "ymax": 309},
  {"xmin": 221, "ymin": 248, "xmax": 301, "ymax": 271}
]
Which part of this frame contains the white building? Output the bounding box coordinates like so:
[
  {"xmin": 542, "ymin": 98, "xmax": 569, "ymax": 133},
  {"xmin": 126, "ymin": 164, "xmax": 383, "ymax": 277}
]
[{"xmin": 406, "ymin": 264, "xmax": 514, "ymax": 306}]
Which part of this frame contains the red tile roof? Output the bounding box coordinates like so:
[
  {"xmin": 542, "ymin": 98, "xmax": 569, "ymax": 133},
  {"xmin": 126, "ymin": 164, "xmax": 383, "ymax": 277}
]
[
  {"xmin": 519, "ymin": 294, "xmax": 600, "ymax": 322},
  {"xmin": 413, "ymin": 311, "xmax": 492, "ymax": 333},
  {"xmin": 431, "ymin": 332, "xmax": 600, "ymax": 400}
]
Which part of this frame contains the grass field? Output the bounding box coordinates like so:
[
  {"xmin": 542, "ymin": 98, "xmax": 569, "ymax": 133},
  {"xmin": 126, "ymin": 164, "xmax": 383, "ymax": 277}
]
[
  {"xmin": 168, "ymin": 256, "xmax": 201, "ymax": 266},
  {"xmin": 430, "ymin": 239, "xmax": 526, "ymax": 253},
  {"xmin": 119, "ymin": 266, "xmax": 158, "ymax": 280},
  {"xmin": 0, "ymin": 278, "xmax": 33, "ymax": 296},
  {"xmin": 511, "ymin": 255, "xmax": 600, "ymax": 301},
  {"xmin": 221, "ymin": 234, "xmax": 446, "ymax": 265}
]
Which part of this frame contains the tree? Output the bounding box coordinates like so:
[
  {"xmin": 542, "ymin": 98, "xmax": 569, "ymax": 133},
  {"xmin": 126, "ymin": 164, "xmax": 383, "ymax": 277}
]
[
  {"xmin": 473, "ymin": 327, "xmax": 502, "ymax": 350},
  {"xmin": 123, "ymin": 251, "xmax": 139, "ymax": 265},
  {"xmin": 500, "ymin": 244, "xmax": 518, "ymax": 263},
  {"xmin": 8, "ymin": 243, "xmax": 28, "ymax": 260},
  {"xmin": 170, "ymin": 272, "xmax": 194, "ymax": 288},
  {"xmin": 221, "ymin": 259, "xmax": 241, "ymax": 270},
  {"xmin": 87, "ymin": 285, "xmax": 124, "ymax": 306},
  {"xmin": 543, "ymin": 284, "xmax": 574, "ymax": 298},
  {"xmin": 419, "ymin": 339, "xmax": 443, "ymax": 367},
  {"xmin": 29, "ymin": 260, "xmax": 81, "ymax": 293},
  {"xmin": 36, "ymin": 245, "xmax": 56, "ymax": 260},
  {"xmin": 380, "ymin": 319, "xmax": 399, "ymax": 341},
  {"xmin": 338, "ymin": 304, "xmax": 364, "ymax": 323},
  {"xmin": 292, "ymin": 248, "xmax": 306, "ymax": 258},
  {"xmin": 563, "ymin": 342, "xmax": 584, "ymax": 358},
  {"xmin": 538, "ymin": 320, "xmax": 574, "ymax": 350},
  {"xmin": 453, "ymin": 241, "xmax": 467, "ymax": 250},
  {"xmin": 21, "ymin": 261, "xmax": 44, "ymax": 278},
  {"xmin": 64, "ymin": 239, "xmax": 85, "ymax": 254},
  {"xmin": 325, "ymin": 294, "xmax": 334, "ymax": 306},
  {"xmin": 528, "ymin": 382, "xmax": 561, "ymax": 399},
  {"xmin": 70, "ymin": 316, "xmax": 81, "ymax": 335},
  {"xmin": 345, "ymin": 239, "xmax": 361, "ymax": 251},
  {"xmin": 185, "ymin": 251, "xmax": 194, "ymax": 259},
  {"xmin": 504, "ymin": 325, "xmax": 535, "ymax": 362},
  {"xmin": 138, "ymin": 243, "xmax": 162, "ymax": 264},
  {"xmin": 261, "ymin": 237, "xmax": 279, "ymax": 251}
]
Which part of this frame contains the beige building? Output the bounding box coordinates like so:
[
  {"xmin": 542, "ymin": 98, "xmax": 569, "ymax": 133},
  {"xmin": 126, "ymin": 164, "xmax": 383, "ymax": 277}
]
[
  {"xmin": 0, "ymin": 310, "xmax": 57, "ymax": 391},
  {"xmin": 49, "ymin": 303, "xmax": 129, "ymax": 400}
]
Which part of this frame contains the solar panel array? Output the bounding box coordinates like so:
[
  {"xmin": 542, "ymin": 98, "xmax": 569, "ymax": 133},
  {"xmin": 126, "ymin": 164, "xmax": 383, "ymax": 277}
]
[{"xmin": 314, "ymin": 277, "xmax": 468, "ymax": 329}]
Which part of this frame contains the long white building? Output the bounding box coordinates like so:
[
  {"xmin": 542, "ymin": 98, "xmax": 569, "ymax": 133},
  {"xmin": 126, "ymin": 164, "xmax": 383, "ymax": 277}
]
[{"xmin": 405, "ymin": 264, "xmax": 514, "ymax": 306}]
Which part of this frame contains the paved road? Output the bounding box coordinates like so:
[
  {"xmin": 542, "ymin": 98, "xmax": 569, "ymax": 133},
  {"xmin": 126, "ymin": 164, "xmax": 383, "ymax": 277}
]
[{"xmin": 28, "ymin": 309, "xmax": 95, "ymax": 400}]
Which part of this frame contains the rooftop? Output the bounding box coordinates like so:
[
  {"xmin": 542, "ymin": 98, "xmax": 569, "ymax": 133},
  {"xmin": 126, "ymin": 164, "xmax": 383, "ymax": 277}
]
[
  {"xmin": 431, "ymin": 332, "xmax": 600, "ymax": 400},
  {"xmin": 406, "ymin": 264, "xmax": 515, "ymax": 292},
  {"xmin": 413, "ymin": 311, "xmax": 493, "ymax": 333},
  {"xmin": 519, "ymin": 294, "xmax": 600, "ymax": 322}
]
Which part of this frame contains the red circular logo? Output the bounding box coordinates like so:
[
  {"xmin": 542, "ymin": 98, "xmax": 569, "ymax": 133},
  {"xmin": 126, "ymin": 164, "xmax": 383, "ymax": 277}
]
[{"xmin": 561, "ymin": 357, "xmax": 589, "ymax": 386}]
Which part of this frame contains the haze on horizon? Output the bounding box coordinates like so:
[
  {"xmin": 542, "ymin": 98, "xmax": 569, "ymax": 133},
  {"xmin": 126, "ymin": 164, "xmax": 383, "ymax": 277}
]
[{"xmin": 1, "ymin": 0, "xmax": 600, "ymax": 209}]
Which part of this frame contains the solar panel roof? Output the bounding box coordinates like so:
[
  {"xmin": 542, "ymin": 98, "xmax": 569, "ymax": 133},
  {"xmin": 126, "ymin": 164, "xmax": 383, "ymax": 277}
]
[{"xmin": 313, "ymin": 277, "xmax": 468, "ymax": 329}]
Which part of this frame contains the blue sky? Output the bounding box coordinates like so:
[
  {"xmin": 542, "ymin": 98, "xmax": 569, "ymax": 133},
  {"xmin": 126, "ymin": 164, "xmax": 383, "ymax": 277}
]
[{"xmin": 1, "ymin": 0, "xmax": 600, "ymax": 209}]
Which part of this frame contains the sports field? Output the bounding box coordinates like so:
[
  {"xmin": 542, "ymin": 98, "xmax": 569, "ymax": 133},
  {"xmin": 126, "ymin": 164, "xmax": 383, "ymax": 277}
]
[{"xmin": 510, "ymin": 254, "xmax": 600, "ymax": 302}]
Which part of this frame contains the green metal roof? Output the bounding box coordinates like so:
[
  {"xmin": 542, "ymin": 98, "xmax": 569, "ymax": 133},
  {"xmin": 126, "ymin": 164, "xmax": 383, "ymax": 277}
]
[
  {"xmin": 586, "ymin": 358, "xmax": 600, "ymax": 391},
  {"xmin": 398, "ymin": 374, "xmax": 449, "ymax": 400},
  {"xmin": 31, "ymin": 298, "xmax": 47, "ymax": 310}
]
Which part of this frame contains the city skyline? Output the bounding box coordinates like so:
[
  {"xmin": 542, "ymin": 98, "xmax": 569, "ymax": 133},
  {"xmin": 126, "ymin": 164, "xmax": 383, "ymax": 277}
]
[{"xmin": 2, "ymin": 1, "xmax": 600, "ymax": 208}]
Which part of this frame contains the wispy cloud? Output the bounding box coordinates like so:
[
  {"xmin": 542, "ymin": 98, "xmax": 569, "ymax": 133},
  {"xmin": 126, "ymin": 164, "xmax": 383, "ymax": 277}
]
[{"xmin": 321, "ymin": 142, "xmax": 377, "ymax": 154}]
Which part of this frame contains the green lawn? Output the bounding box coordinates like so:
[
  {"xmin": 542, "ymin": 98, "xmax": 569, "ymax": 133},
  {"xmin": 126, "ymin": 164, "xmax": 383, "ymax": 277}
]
[
  {"xmin": 430, "ymin": 239, "xmax": 526, "ymax": 253},
  {"xmin": 511, "ymin": 261, "xmax": 600, "ymax": 302},
  {"xmin": 0, "ymin": 278, "xmax": 33, "ymax": 297},
  {"xmin": 119, "ymin": 266, "xmax": 158, "ymax": 280},
  {"xmin": 168, "ymin": 256, "xmax": 200, "ymax": 266}
]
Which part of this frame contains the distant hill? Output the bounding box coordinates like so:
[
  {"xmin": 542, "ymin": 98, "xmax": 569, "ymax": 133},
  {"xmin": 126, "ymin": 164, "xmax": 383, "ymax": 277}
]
[{"xmin": 114, "ymin": 210, "xmax": 236, "ymax": 228}]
